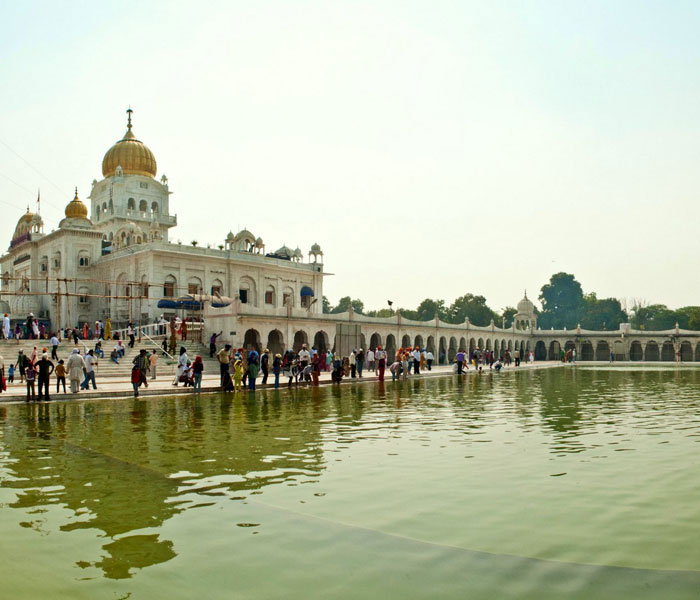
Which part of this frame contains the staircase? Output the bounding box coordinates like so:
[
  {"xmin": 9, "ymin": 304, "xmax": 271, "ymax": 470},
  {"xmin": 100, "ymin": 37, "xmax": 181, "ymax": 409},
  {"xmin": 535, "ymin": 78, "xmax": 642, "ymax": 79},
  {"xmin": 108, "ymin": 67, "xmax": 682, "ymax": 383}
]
[{"xmin": 0, "ymin": 337, "xmax": 221, "ymax": 380}]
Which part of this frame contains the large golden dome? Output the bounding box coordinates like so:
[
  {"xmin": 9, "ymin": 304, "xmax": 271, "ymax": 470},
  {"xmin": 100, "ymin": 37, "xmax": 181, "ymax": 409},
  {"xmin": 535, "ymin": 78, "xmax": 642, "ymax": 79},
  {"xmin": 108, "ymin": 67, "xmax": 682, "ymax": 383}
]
[
  {"xmin": 65, "ymin": 188, "xmax": 89, "ymax": 219},
  {"xmin": 101, "ymin": 109, "xmax": 157, "ymax": 178}
]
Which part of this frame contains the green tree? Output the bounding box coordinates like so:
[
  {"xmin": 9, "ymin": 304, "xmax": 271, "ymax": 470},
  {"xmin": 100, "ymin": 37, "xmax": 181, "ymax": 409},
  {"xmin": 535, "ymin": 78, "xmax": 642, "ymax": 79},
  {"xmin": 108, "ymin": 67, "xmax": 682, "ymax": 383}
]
[
  {"xmin": 631, "ymin": 304, "xmax": 676, "ymax": 330},
  {"xmin": 322, "ymin": 296, "xmax": 332, "ymax": 314},
  {"xmin": 538, "ymin": 272, "xmax": 584, "ymax": 329},
  {"xmin": 447, "ymin": 294, "xmax": 498, "ymax": 326},
  {"xmin": 414, "ymin": 298, "xmax": 447, "ymax": 321},
  {"xmin": 501, "ymin": 306, "xmax": 517, "ymax": 328},
  {"xmin": 330, "ymin": 296, "xmax": 365, "ymax": 315},
  {"xmin": 580, "ymin": 294, "xmax": 627, "ymax": 330}
]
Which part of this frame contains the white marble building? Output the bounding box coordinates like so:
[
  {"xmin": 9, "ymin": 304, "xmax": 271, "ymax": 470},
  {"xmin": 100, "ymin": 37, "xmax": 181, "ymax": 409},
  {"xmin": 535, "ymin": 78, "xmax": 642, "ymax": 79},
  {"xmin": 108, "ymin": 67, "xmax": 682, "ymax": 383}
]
[{"xmin": 0, "ymin": 110, "xmax": 325, "ymax": 330}]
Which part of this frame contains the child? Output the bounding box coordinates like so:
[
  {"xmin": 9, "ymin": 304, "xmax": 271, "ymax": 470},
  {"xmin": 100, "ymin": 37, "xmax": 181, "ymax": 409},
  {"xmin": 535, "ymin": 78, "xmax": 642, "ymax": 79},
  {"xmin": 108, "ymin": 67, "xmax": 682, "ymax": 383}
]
[
  {"xmin": 7, "ymin": 364, "xmax": 14, "ymax": 383},
  {"xmin": 161, "ymin": 338, "xmax": 168, "ymax": 356},
  {"xmin": 233, "ymin": 359, "xmax": 244, "ymax": 392},
  {"xmin": 55, "ymin": 360, "xmax": 66, "ymax": 393},
  {"xmin": 131, "ymin": 366, "xmax": 141, "ymax": 397},
  {"xmin": 110, "ymin": 348, "xmax": 119, "ymax": 364},
  {"xmin": 25, "ymin": 364, "xmax": 36, "ymax": 402},
  {"xmin": 192, "ymin": 356, "xmax": 203, "ymax": 393}
]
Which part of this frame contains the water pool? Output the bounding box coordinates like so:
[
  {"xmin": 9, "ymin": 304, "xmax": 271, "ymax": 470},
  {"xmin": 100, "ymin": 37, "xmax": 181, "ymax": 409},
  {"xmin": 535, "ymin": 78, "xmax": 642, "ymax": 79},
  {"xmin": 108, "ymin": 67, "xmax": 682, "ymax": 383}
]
[{"xmin": 1, "ymin": 367, "xmax": 700, "ymax": 598}]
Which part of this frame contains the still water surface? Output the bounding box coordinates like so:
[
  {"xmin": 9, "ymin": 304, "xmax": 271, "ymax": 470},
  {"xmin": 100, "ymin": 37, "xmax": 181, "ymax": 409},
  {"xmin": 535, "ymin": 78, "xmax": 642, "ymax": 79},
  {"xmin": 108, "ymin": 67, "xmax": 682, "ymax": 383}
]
[{"xmin": 2, "ymin": 367, "xmax": 700, "ymax": 598}]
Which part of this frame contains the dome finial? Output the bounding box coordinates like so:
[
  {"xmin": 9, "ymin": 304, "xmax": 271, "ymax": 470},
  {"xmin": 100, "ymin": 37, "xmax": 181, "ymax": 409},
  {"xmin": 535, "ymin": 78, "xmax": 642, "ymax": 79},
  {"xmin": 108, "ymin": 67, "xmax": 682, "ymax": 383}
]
[
  {"xmin": 74, "ymin": 186, "xmax": 78, "ymax": 199},
  {"xmin": 127, "ymin": 106, "xmax": 133, "ymax": 130}
]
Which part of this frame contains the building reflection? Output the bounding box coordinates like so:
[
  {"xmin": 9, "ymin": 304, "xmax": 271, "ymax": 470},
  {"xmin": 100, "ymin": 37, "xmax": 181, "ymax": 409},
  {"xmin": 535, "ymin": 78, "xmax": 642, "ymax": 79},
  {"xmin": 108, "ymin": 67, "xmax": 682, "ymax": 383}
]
[{"xmin": 0, "ymin": 393, "xmax": 328, "ymax": 579}]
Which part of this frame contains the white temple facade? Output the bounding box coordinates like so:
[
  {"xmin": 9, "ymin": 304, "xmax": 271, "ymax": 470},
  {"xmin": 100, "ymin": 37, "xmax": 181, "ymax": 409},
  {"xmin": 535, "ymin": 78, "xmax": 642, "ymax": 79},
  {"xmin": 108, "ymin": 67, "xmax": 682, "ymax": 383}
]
[{"xmin": 0, "ymin": 110, "xmax": 325, "ymax": 329}]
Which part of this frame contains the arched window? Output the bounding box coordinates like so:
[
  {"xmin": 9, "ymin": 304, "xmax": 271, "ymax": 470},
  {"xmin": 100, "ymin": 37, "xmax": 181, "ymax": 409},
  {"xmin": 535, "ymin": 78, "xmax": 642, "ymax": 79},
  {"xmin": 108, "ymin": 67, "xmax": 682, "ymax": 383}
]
[
  {"xmin": 102, "ymin": 202, "xmax": 107, "ymax": 214},
  {"xmin": 265, "ymin": 285, "xmax": 275, "ymax": 305},
  {"xmin": 282, "ymin": 286, "xmax": 294, "ymax": 307},
  {"xmin": 78, "ymin": 252, "xmax": 89, "ymax": 267},
  {"xmin": 78, "ymin": 286, "xmax": 89, "ymax": 304},
  {"xmin": 151, "ymin": 201, "xmax": 159, "ymax": 214},
  {"xmin": 211, "ymin": 279, "xmax": 223, "ymax": 296},
  {"xmin": 300, "ymin": 286, "xmax": 314, "ymax": 308},
  {"xmin": 139, "ymin": 199, "xmax": 148, "ymax": 212},
  {"xmin": 187, "ymin": 277, "xmax": 202, "ymax": 295},
  {"xmin": 127, "ymin": 197, "xmax": 135, "ymax": 210},
  {"xmin": 163, "ymin": 275, "xmax": 176, "ymax": 297},
  {"xmin": 239, "ymin": 276, "xmax": 256, "ymax": 306}
]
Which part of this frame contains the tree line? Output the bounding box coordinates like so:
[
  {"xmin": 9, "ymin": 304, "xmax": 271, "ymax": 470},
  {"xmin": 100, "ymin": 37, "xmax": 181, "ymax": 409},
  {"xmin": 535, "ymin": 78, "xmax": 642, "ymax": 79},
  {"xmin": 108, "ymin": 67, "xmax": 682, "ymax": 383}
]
[{"xmin": 323, "ymin": 272, "xmax": 700, "ymax": 331}]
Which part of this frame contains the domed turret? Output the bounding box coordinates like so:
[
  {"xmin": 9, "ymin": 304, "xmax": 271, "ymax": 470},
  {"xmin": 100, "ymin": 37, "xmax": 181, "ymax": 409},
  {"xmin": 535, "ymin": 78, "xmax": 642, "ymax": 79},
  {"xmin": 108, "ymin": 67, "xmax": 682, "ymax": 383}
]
[
  {"xmin": 64, "ymin": 187, "xmax": 88, "ymax": 219},
  {"xmin": 102, "ymin": 108, "xmax": 157, "ymax": 178},
  {"xmin": 517, "ymin": 292, "xmax": 535, "ymax": 315},
  {"xmin": 12, "ymin": 207, "xmax": 43, "ymax": 242}
]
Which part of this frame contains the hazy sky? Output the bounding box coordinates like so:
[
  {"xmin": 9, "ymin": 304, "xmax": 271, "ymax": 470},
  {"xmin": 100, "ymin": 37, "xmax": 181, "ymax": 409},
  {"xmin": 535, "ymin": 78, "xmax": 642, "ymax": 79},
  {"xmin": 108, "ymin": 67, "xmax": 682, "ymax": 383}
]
[{"xmin": 1, "ymin": 1, "xmax": 699, "ymax": 313}]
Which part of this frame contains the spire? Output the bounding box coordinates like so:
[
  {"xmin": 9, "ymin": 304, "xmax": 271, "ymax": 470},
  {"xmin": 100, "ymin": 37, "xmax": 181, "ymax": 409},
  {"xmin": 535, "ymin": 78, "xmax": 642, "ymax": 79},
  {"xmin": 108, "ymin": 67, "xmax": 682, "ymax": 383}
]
[
  {"xmin": 123, "ymin": 106, "xmax": 136, "ymax": 140},
  {"xmin": 74, "ymin": 186, "xmax": 79, "ymax": 200}
]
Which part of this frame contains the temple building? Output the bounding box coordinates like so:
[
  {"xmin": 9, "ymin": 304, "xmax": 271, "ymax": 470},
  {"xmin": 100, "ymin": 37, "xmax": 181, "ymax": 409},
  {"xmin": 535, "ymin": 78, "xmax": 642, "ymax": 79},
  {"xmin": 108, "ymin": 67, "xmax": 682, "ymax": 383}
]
[{"xmin": 0, "ymin": 109, "xmax": 325, "ymax": 328}]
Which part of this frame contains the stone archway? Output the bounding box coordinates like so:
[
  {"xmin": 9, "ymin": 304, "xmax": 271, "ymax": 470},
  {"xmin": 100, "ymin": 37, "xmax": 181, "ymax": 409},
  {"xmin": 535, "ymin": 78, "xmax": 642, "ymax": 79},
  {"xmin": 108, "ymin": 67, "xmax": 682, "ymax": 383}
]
[
  {"xmin": 243, "ymin": 328, "xmax": 261, "ymax": 352},
  {"xmin": 448, "ymin": 337, "xmax": 457, "ymax": 362},
  {"xmin": 534, "ymin": 340, "xmax": 547, "ymax": 360},
  {"xmin": 469, "ymin": 338, "xmax": 476, "ymax": 354},
  {"xmin": 644, "ymin": 341, "xmax": 659, "ymax": 361},
  {"xmin": 369, "ymin": 332, "xmax": 382, "ymax": 350},
  {"xmin": 459, "ymin": 337, "xmax": 467, "ymax": 352},
  {"xmin": 385, "ymin": 334, "xmax": 396, "ymax": 361},
  {"xmin": 293, "ymin": 330, "xmax": 308, "ymax": 352},
  {"xmin": 439, "ymin": 336, "xmax": 447, "ymax": 364},
  {"xmin": 267, "ymin": 329, "xmax": 284, "ymax": 356},
  {"xmin": 661, "ymin": 340, "xmax": 675, "ymax": 361},
  {"xmin": 426, "ymin": 335, "xmax": 435, "ymax": 354},
  {"xmin": 414, "ymin": 334, "xmax": 424, "ymax": 350},
  {"xmin": 629, "ymin": 340, "xmax": 643, "ymax": 361},
  {"xmin": 548, "ymin": 340, "xmax": 561, "ymax": 361},
  {"xmin": 581, "ymin": 341, "xmax": 594, "ymax": 361},
  {"xmin": 401, "ymin": 334, "xmax": 411, "ymax": 349},
  {"xmin": 314, "ymin": 330, "xmax": 329, "ymax": 353},
  {"xmin": 695, "ymin": 343, "xmax": 700, "ymax": 362},
  {"xmin": 680, "ymin": 341, "xmax": 693, "ymax": 362},
  {"xmin": 595, "ymin": 341, "xmax": 610, "ymax": 361}
]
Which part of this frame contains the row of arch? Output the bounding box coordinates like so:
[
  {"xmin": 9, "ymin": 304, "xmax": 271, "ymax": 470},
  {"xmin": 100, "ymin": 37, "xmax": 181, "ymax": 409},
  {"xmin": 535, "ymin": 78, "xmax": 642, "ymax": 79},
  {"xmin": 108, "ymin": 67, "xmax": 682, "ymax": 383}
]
[
  {"xmin": 238, "ymin": 329, "xmax": 533, "ymax": 363},
  {"xmin": 237, "ymin": 329, "xmax": 700, "ymax": 363}
]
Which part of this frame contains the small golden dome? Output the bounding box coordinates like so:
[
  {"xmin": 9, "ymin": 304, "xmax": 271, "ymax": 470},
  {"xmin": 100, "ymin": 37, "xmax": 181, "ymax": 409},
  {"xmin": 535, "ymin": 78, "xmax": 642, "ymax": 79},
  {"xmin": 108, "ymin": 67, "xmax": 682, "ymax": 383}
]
[
  {"xmin": 17, "ymin": 207, "xmax": 35, "ymax": 225},
  {"xmin": 101, "ymin": 108, "xmax": 157, "ymax": 178},
  {"xmin": 65, "ymin": 188, "xmax": 88, "ymax": 219}
]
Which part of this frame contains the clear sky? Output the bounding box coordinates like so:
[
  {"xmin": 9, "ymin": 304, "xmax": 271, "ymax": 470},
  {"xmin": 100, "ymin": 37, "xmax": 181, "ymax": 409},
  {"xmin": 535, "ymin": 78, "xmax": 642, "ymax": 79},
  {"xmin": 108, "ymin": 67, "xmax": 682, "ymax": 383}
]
[{"xmin": 1, "ymin": 1, "xmax": 699, "ymax": 313}]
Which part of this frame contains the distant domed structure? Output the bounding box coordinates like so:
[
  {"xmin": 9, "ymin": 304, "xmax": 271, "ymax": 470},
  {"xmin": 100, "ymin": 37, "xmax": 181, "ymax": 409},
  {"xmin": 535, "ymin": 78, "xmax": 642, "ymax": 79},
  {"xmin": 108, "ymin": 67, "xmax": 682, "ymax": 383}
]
[
  {"xmin": 514, "ymin": 292, "xmax": 537, "ymax": 331},
  {"xmin": 102, "ymin": 108, "xmax": 157, "ymax": 178},
  {"xmin": 12, "ymin": 207, "xmax": 43, "ymax": 242}
]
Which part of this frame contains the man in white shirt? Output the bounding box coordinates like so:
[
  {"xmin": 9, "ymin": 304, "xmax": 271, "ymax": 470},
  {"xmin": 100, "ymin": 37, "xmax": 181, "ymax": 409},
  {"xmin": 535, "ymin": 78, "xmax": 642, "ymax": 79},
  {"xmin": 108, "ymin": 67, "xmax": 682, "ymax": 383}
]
[
  {"xmin": 426, "ymin": 350, "xmax": 434, "ymax": 371},
  {"xmin": 367, "ymin": 348, "xmax": 375, "ymax": 372},
  {"xmin": 297, "ymin": 344, "xmax": 310, "ymax": 369},
  {"xmin": 80, "ymin": 350, "xmax": 98, "ymax": 390},
  {"xmin": 412, "ymin": 347, "xmax": 421, "ymax": 375},
  {"xmin": 50, "ymin": 334, "xmax": 60, "ymax": 360},
  {"xmin": 349, "ymin": 349, "xmax": 356, "ymax": 378},
  {"xmin": 2, "ymin": 313, "xmax": 10, "ymax": 340}
]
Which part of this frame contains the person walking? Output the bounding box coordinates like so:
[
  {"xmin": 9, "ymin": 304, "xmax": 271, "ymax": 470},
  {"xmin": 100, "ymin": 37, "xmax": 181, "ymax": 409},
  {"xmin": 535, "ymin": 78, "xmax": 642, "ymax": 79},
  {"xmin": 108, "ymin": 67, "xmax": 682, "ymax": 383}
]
[
  {"xmin": 149, "ymin": 350, "xmax": 158, "ymax": 380},
  {"xmin": 356, "ymin": 348, "xmax": 365, "ymax": 377},
  {"xmin": 426, "ymin": 349, "xmax": 434, "ymax": 371},
  {"xmin": 36, "ymin": 352, "xmax": 54, "ymax": 401},
  {"xmin": 127, "ymin": 323, "xmax": 135, "ymax": 348},
  {"xmin": 131, "ymin": 365, "xmax": 142, "ymax": 397},
  {"xmin": 456, "ymin": 349, "xmax": 465, "ymax": 374},
  {"xmin": 218, "ymin": 344, "xmax": 231, "ymax": 386},
  {"xmin": 209, "ymin": 331, "xmax": 222, "ymax": 358},
  {"xmin": 55, "ymin": 360, "xmax": 66, "ymax": 393},
  {"xmin": 247, "ymin": 351, "xmax": 259, "ymax": 391},
  {"xmin": 367, "ymin": 348, "xmax": 375, "ymax": 373},
  {"xmin": 82, "ymin": 322, "xmax": 89, "ymax": 341},
  {"xmin": 412, "ymin": 347, "xmax": 421, "ymax": 375},
  {"xmin": 376, "ymin": 345, "xmax": 387, "ymax": 381},
  {"xmin": 260, "ymin": 349, "xmax": 270, "ymax": 385},
  {"xmin": 349, "ymin": 349, "xmax": 357, "ymax": 378},
  {"xmin": 0, "ymin": 352, "xmax": 4, "ymax": 394},
  {"xmin": 50, "ymin": 333, "xmax": 59, "ymax": 360},
  {"xmin": 67, "ymin": 349, "xmax": 86, "ymax": 393},
  {"xmin": 80, "ymin": 349, "xmax": 98, "ymax": 390},
  {"xmin": 173, "ymin": 346, "xmax": 189, "ymax": 386},
  {"xmin": 25, "ymin": 363, "xmax": 36, "ymax": 401},
  {"xmin": 104, "ymin": 317, "xmax": 112, "ymax": 340},
  {"xmin": 192, "ymin": 355, "xmax": 204, "ymax": 392},
  {"xmin": 273, "ymin": 353, "xmax": 282, "ymax": 388},
  {"xmin": 3, "ymin": 313, "xmax": 10, "ymax": 340},
  {"xmin": 133, "ymin": 349, "xmax": 149, "ymax": 388},
  {"xmin": 16, "ymin": 349, "xmax": 27, "ymax": 383}
]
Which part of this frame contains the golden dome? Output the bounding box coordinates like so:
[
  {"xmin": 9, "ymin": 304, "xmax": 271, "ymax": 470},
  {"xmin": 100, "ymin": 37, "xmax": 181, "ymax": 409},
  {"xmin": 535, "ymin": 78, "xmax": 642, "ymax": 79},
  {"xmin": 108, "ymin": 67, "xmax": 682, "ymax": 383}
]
[
  {"xmin": 17, "ymin": 207, "xmax": 35, "ymax": 225},
  {"xmin": 101, "ymin": 108, "xmax": 157, "ymax": 178},
  {"xmin": 65, "ymin": 188, "xmax": 89, "ymax": 219}
]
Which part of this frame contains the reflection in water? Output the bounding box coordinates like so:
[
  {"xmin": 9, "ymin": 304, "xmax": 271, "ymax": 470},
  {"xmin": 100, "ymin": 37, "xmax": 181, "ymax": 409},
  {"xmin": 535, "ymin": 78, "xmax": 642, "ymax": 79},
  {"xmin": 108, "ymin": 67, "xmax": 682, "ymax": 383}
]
[
  {"xmin": 1, "ymin": 396, "xmax": 328, "ymax": 579},
  {"xmin": 1, "ymin": 367, "xmax": 700, "ymax": 595}
]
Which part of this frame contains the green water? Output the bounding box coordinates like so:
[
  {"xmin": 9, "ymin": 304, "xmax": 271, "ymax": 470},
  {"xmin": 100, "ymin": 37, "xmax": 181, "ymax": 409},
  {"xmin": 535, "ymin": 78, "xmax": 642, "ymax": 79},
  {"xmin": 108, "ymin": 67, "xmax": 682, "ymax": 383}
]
[{"xmin": 2, "ymin": 367, "xmax": 700, "ymax": 598}]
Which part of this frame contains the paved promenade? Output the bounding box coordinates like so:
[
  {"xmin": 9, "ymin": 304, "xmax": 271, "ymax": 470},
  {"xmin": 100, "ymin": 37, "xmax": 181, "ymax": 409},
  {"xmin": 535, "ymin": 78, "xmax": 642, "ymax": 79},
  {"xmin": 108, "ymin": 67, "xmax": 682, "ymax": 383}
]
[{"xmin": 0, "ymin": 361, "xmax": 563, "ymax": 404}]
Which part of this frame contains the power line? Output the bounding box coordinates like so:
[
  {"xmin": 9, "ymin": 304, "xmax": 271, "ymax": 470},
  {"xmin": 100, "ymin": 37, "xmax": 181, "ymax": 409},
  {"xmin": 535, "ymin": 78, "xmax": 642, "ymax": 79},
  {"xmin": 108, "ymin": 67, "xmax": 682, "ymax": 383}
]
[{"xmin": 0, "ymin": 136, "xmax": 71, "ymax": 201}]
